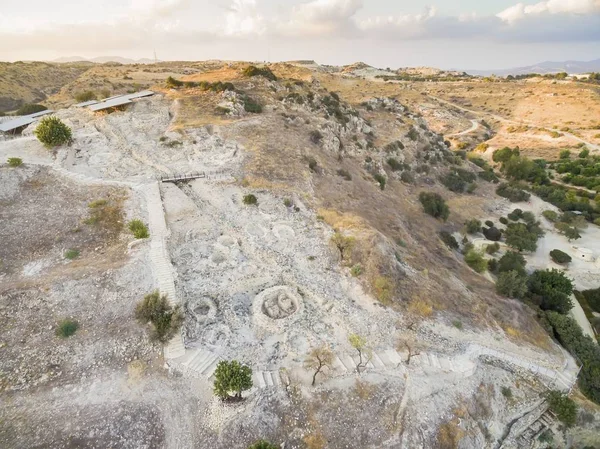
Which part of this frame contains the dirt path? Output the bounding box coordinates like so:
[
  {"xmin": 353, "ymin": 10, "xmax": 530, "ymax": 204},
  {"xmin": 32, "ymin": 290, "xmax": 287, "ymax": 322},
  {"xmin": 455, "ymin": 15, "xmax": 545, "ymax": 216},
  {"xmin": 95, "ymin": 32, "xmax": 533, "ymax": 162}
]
[
  {"xmin": 446, "ymin": 119, "xmax": 479, "ymax": 137},
  {"xmin": 428, "ymin": 95, "xmax": 600, "ymax": 151}
]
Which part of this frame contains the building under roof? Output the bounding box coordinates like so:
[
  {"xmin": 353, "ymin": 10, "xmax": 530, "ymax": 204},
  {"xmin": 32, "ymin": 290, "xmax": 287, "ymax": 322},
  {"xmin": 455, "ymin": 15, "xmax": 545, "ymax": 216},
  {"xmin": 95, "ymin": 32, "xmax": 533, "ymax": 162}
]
[{"xmin": 0, "ymin": 110, "xmax": 54, "ymax": 134}]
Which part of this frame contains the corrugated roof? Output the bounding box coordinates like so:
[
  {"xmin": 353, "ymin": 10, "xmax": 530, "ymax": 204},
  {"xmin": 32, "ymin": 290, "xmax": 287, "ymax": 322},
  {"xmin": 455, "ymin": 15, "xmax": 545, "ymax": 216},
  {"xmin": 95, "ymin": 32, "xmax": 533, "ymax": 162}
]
[
  {"xmin": 29, "ymin": 110, "xmax": 54, "ymax": 118},
  {"xmin": 74, "ymin": 100, "xmax": 99, "ymax": 108},
  {"xmin": 124, "ymin": 90, "xmax": 154, "ymax": 100},
  {"xmin": 88, "ymin": 97, "xmax": 132, "ymax": 112},
  {"xmin": 0, "ymin": 110, "xmax": 54, "ymax": 132}
]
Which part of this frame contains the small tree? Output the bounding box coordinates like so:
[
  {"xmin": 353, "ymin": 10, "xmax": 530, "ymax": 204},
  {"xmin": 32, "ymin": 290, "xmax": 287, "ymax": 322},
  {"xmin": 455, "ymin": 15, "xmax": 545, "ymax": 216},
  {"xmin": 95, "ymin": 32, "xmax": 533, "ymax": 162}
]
[
  {"xmin": 550, "ymin": 249, "xmax": 572, "ymax": 264},
  {"xmin": 496, "ymin": 270, "xmax": 528, "ymax": 298},
  {"xmin": 243, "ymin": 194, "xmax": 258, "ymax": 206},
  {"xmin": 34, "ymin": 116, "xmax": 73, "ymax": 148},
  {"xmin": 464, "ymin": 249, "xmax": 487, "ymax": 273},
  {"xmin": 7, "ymin": 157, "xmax": 23, "ymax": 167},
  {"xmin": 349, "ymin": 334, "xmax": 372, "ymax": 373},
  {"xmin": 465, "ymin": 219, "xmax": 482, "ymax": 234},
  {"xmin": 304, "ymin": 346, "xmax": 333, "ymax": 386},
  {"xmin": 419, "ymin": 192, "xmax": 450, "ymax": 221},
  {"xmin": 528, "ymin": 269, "xmax": 574, "ymax": 314},
  {"xmin": 546, "ymin": 391, "xmax": 577, "ymax": 427},
  {"xmin": 213, "ymin": 360, "xmax": 253, "ymax": 401},
  {"xmin": 331, "ymin": 232, "xmax": 355, "ymax": 262},
  {"xmin": 135, "ymin": 291, "xmax": 183, "ymax": 342}
]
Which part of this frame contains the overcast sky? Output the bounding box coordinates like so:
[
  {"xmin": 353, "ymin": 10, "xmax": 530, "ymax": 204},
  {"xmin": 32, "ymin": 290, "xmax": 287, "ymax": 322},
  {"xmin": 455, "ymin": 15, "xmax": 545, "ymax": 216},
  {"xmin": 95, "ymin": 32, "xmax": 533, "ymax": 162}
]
[{"xmin": 1, "ymin": 0, "xmax": 599, "ymax": 69}]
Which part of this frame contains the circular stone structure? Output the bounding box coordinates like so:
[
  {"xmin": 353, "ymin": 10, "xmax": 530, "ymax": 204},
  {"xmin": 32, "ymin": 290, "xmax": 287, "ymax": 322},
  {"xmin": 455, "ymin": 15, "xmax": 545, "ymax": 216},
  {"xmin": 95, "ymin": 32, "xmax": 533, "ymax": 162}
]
[
  {"xmin": 252, "ymin": 286, "xmax": 303, "ymax": 330},
  {"xmin": 272, "ymin": 224, "xmax": 295, "ymax": 241}
]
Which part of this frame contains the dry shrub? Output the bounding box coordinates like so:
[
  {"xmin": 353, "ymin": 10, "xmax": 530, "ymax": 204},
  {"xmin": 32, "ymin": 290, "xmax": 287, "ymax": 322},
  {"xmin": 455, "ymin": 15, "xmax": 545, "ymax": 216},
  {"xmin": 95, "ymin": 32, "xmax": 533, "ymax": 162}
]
[
  {"xmin": 354, "ymin": 379, "xmax": 376, "ymax": 400},
  {"xmin": 304, "ymin": 432, "xmax": 326, "ymax": 449},
  {"xmin": 435, "ymin": 419, "xmax": 464, "ymax": 449},
  {"xmin": 84, "ymin": 196, "xmax": 125, "ymax": 237},
  {"xmin": 408, "ymin": 299, "xmax": 433, "ymax": 317},
  {"xmin": 504, "ymin": 326, "xmax": 520, "ymax": 338},
  {"xmin": 373, "ymin": 276, "xmax": 394, "ymax": 304},
  {"xmin": 317, "ymin": 208, "xmax": 367, "ymax": 231}
]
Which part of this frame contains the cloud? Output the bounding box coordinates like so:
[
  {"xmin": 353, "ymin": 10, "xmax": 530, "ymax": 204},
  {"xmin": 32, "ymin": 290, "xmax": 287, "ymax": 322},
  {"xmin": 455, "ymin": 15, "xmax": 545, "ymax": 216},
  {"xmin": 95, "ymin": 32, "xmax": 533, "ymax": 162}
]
[
  {"xmin": 0, "ymin": 0, "xmax": 599, "ymax": 61},
  {"xmin": 497, "ymin": 0, "xmax": 600, "ymax": 23},
  {"xmin": 223, "ymin": 0, "xmax": 265, "ymax": 36}
]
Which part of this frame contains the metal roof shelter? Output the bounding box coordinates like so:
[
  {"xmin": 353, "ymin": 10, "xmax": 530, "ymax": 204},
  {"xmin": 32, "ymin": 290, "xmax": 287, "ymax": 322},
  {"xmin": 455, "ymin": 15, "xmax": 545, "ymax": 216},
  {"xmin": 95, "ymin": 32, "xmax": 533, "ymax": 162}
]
[
  {"xmin": 123, "ymin": 90, "xmax": 154, "ymax": 100},
  {"xmin": 74, "ymin": 100, "xmax": 99, "ymax": 108},
  {"xmin": 87, "ymin": 90, "xmax": 154, "ymax": 112},
  {"xmin": 0, "ymin": 110, "xmax": 54, "ymax": 133},
  {"xmin": 88, "ymin": 97, "xmax": 132, "ymax": 112}
]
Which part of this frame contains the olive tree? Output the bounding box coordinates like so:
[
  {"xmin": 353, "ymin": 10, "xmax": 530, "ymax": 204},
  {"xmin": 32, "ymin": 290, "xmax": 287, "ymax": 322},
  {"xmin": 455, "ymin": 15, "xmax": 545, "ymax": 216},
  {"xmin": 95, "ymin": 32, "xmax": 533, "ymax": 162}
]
[
  {"xmin": 213, "ymin": 360, "xmax": 253, "ymax": 401},
  {"xmin": 349, "ymin": 334, "xmax": 372, "ymax": 373},
  {"xmin": 304, "ymin": 346, "xmax": 333, "ymax": 386}
]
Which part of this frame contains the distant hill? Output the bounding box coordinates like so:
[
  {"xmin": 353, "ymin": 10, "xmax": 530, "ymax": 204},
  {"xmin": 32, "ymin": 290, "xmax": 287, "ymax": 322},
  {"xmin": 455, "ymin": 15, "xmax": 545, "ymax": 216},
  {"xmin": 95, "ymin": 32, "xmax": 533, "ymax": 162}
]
[
  {"xmin": 52, "ymin": 56, "xmax": 158, "ymax": 64},
  {"xmin": 465, "ymin": 59, "xmax": 600, "ymax": 76}
]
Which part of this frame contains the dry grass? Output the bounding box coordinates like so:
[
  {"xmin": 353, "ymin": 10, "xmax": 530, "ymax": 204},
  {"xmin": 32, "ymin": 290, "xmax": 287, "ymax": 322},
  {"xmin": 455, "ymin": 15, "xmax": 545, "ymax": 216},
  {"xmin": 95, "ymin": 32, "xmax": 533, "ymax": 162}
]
[{"xmin": 435, "ymin": 418, "xmax": 465, "ymax": 449}]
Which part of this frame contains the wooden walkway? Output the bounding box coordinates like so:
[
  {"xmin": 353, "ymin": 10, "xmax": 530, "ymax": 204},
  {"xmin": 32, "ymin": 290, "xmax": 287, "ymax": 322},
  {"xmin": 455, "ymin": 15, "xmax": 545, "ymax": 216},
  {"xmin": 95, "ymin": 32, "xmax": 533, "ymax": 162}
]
[{"xmin": 160, "ymin": 172, "xmax": 206, "ymax": 183}]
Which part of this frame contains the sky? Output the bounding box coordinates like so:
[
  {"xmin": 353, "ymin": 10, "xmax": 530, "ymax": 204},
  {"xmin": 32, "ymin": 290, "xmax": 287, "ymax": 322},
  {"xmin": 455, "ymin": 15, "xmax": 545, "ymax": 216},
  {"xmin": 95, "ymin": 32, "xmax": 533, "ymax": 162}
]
[{"xmin": 0, "ymin": 0, "xmax": 599, "ymax": 70}]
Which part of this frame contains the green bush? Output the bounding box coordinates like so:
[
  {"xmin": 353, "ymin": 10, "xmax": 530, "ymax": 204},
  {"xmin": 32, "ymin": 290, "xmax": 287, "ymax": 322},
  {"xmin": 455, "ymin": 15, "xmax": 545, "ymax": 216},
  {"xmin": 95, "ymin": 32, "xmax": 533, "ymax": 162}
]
[
  {"xmin": 546, "ymin": 391, "xmax": 577, "ymax": 427},
  {"xmin": 34, "ymin": 116, "xmax": 73, "ymax": 148},
  {"xmin": 546, "ymin": 311, "xmax": 600, "ymax": 404},
  {"xmin": 401, "ymin": 171, "xmax": 415, "ymax": 184},
  {"xmin": 307, "ymin": 157, "xmax": 318, "ymax": 172},
  {"xmin": 337, "ymin": 169, "xmax": 352, "ymax": 181},
  {"xmin": 135, "ymin": 291, "xmax": 183, "ymax": 343},
  {"xmin": 373, "ymin": 173, "xmax": 386, "ymax": 190},
  {"xmin": 242, "ymin": 65, "xmax": 277, "ymax": 81},
  {"xmin": 581, "ymin": 288, "xmax": 600, "ymax": 313},
  {"xmin": 440, "ymin": 168, "xmax": 476, "ymax": 193},
  {"xmin": 243, "ymin": 96, "xmax": 262, "ymax": 113},
  {"xmin": 493, "ymin": 147, "xmax": 519, "ymax": 163},
  {"xmin": 550, "ymin": 249, "xmax": 572, "ymax": 264},
  {"xmin": 7, "ymin": 157, "xmax": 23, "ymax": 167},
  {"xmin": 465, "ymin": 219, "xmax": 482, "ymax": 234},
  {"xmin": 165, "ymin": 76, "xmax": 184, "ymax": 88},
  {"xmin": 579, "ymin": 148, "xmax": 590, "ymax": 158},
  {"xmin": 56, "ymin": 319, "xmax": 79, "ymax": 338},
  {"xmin": 496, "ymin": 183, "xmax": 530, "ymax": 202},
  {"xmin": 498, "ymin": 251, "xmax": 527, "ymax": 276},
  {"xmin": 16, "ymin": 103, "xmax": 47, "ymax": 115},
  {"xmin": 528, "ymin": 269, "xmax": 573, "ymax": 314},
  {"xmin": 488, "ymin": 258, "xmax": 498, "ymax": 272},
  {"xmin": 64, "ymin": 249, "xmax": 80, "ymax": 260},
  {"xmin": 310, "ymin": 130, "xmax": 323, "ymax": 144},
  {"xmin": 464, "ymin": 249, "xmax": 487, "ymax": 273},
  {"xmin": 504, "ymin": 222, "xmax": 543, "ymax": 252},
  {"xmin": 559, "ymin": 149, "xmax": 571, "ymax": 160},
  {"xmin": 439, "ymin": 231, "xmax": 459, "ymax": 250},
  {"xmin": 387, "ymin": 158, "xmax": 403, "ymax": 171},
  {"xmin": 128, "ymin": 219, "xmax": 149, "ymax": 239},
  {"xmin": 507, "ymin": 208, "xmax": 523, "ymax": 221},
  {"xmin": 248, "ymin": 441, "xmax": 278, "ymax": 449},
  {"xmin": 419, "ymin": 192, "xmax": 449, "ymax": 221},
  {"xmin": 486, "ymin": 242, "xmax": 500, "ymax": 254},
  {"xmin": 213, "ymin": 360, "xmax": 253, "ymax": 400},
  {"xmin": 496, "ymin": 270, "xmax": 528, "ymax": 298},
  {"xmin": 542, "ymin": 210, "xmax": 558, "ymax": 222},
  {"xmin": 350, "ymin": 264, "xmax": 362, "ymax": 277},
  {"xmin": 74, "ymin": 91, "xmax": 96, "ymax": 102},
  {"xmin": 243, "ymin": 194, "xmax": 258, "ymax": 206},
  {"xmin": 499, "ymin": 217, "xmax": 509, "ymax": 225},
  {"xmin": 501, "ymin": 386, "xmax": 513, "ymax": 398}
]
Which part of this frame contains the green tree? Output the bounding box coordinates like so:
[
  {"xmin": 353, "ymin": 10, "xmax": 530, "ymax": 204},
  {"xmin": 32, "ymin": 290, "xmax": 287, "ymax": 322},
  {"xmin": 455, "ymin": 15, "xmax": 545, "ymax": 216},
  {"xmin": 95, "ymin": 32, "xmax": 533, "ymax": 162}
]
[
  {"xmin": 34, "ymin": 116, "xmax": 73, "ymax": 148},
  {"xmin": 419, "ymin": 192, "xmax": 450, "ymax": 221},
  {"xmin": 135, "ymin": 291, "xmax": 183, "ymax": 342},
  {"xmin": 497, "ymin": 251, "xmax": 527, "ymax": 276},
  {"xmin": 496, "ymin": 270, "xmax": 528, "ymax": 298},
  {"xmin": 528, "ymin": 269, "xmax": 573, "ymax": 314},
  {"xmin": 546, "ymin": 391, "xmax": 577, "ymax": 427},
  {"xmin": 213, "ymin": 360, "xmax": 253, "ymax": 400},
  {"xmin": 465, "ymin": 219, "xmax": 482, "ymax": 234},
  {"xmin": 349, "ymin": 334, "xmax": 372, "ymax": 373},
  {"xmin": 464, "ymin": 249, "xmax": 487, "ymax": 273},
  {"xmin": 504, "ymin": 222, "xmax": 540, "ymax": 252},
  {"xmin": 559, "ymin": 149, "xmax": 571, "ymax": 160},
  {"xmin": 493, "ymin": 147, "xmax": 519, "ymax": 164}
]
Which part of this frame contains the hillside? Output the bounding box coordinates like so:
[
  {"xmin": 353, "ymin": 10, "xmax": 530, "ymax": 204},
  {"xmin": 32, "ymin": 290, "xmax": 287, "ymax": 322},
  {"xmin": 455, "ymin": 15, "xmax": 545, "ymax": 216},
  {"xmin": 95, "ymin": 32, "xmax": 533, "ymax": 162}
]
[
  {"xmin": 466, "ymin": 58, "xmax": 600, "ymax": 76},
  {"xmin": 1, "ymin": 61, "xmax": 600, "ymax": 449}
]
